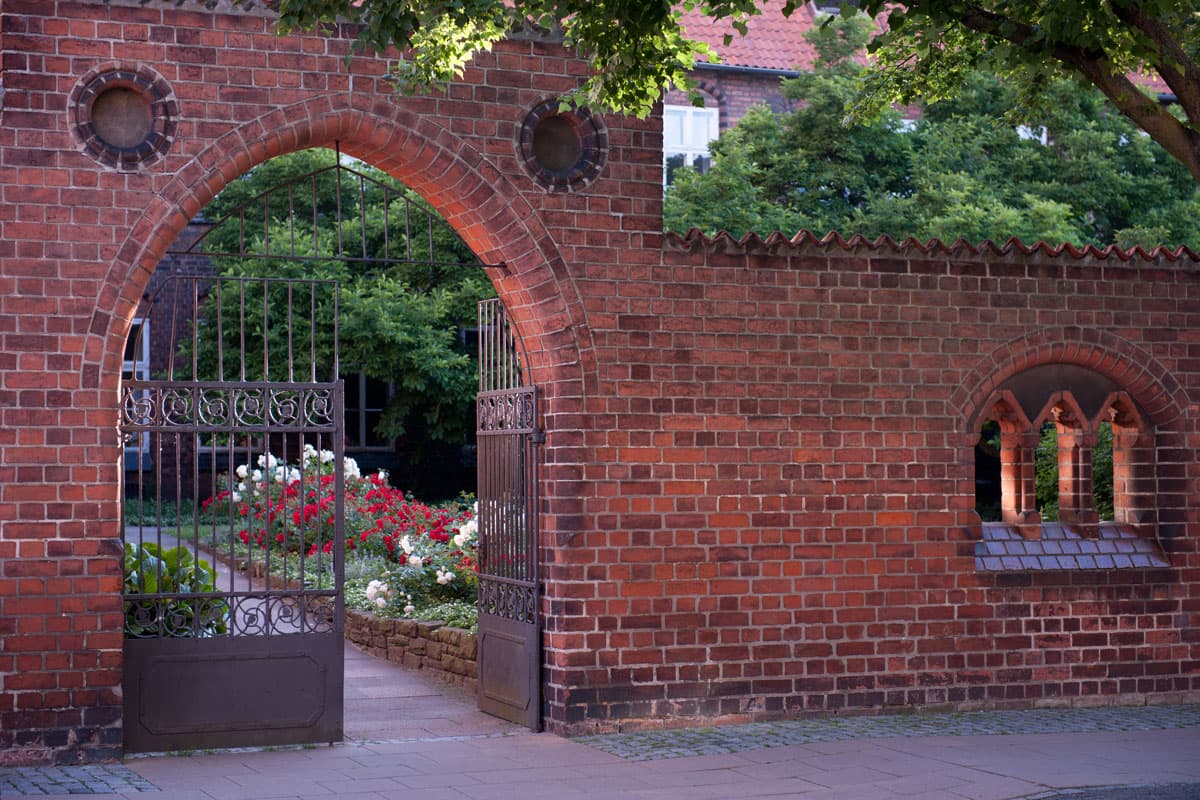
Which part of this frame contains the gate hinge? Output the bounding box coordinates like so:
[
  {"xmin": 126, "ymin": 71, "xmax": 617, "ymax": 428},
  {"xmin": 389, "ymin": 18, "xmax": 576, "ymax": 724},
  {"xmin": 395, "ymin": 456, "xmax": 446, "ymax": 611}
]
[{"xmin": 531, "ymin": 429, "xmax": 546, "ymax": 445}]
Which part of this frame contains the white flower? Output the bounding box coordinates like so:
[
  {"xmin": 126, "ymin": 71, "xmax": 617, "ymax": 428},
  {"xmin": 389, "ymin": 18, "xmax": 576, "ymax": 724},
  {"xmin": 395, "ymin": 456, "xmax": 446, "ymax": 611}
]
[
  {"xmin": 403, "ymin": 604, "xmax": 415, "ymax": 616},
  {"xmin": 235, "ymin": 464, "xmax": 249, "ymax": 480},
  {"xmin": 436, "ymin": 569, "xmax": 455, "ymax": 585},
  {"xmin": 399, "ymin": 535, "xmax": 413, "ymax": 555},
  {"xmin": 343, "ymin": 457, "xmax": 361, "ymax": 479},
  {"xmin": 230, "ymin": 492, "xmax": 242, "ymax": 503},
  {"xmin": 407, "ymin": 555, "xmax": 423, "ymax": 568},
  {"xmin": 251, "ymin": 469, "xmax": 263, "ymax": 483},
  {"xmin": 320, "ymin": 449, "xmax": 336, "ymax": 464},
  {"xmin": 366, "ymin": 580, "xmax": 393, "ymax": 604},
  {"xmin": 453, "ymin": 517, "xmax": 477, "ymax": 548},
  {"xmin": 256, "ymin": 453, "xmax": 279, "ymax": 470}
]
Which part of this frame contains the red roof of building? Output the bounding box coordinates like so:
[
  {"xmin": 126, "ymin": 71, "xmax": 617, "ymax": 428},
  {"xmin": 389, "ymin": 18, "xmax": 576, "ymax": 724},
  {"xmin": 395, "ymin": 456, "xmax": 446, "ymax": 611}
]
[
  {"xmin": 679, "ymin": 1, "xmax": 824, "ymax": 72},
  {"xmin": 681, "ymin": 4, "xmax": 1171, "ymax": 100}
]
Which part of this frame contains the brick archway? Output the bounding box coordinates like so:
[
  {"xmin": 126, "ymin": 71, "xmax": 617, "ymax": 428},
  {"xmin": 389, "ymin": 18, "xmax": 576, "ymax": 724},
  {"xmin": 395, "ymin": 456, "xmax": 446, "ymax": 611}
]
[
  {"xmin": 82, "ymin": 92, "xmax": 600, "ymax": 747},
  {"xmin": 87, "ymin": 97, "xmax": 593, "ymax": 403}
]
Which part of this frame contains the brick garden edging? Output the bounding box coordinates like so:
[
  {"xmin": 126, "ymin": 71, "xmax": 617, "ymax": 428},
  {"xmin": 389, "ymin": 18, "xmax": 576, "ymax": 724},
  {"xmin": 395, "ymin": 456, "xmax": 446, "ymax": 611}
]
[{"xmin": 343, "ymin": 609, "xmax": 478, "ymax": 692}]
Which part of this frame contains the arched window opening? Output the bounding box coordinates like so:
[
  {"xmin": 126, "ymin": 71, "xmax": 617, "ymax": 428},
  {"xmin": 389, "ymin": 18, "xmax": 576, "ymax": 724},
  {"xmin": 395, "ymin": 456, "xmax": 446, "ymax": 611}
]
[
  {"xmin": 1034, "ymin": 393, "xmax": 1097, "ymax": 527},
  {"xmin": 972, "ymin": 380, "xmax": 1166, "ymax": 571},
  {"xmin": 1093, "ymin": 421, "xmax": 1114, "ymax": 522},
  {"xmin": 1102, "ymin": 392, "xmax": 1154, "ymax": 527},
  {"xmin": 976, "ymin": 390, "xmax": 1038, "ymax": 530},
  {"xmin": 1034, "ymin": 420, "xmax": 1059, "ymax": 521},
  {"xmin": 975, "ymin": 419, "xmax": 1001, "ymax": 522}
]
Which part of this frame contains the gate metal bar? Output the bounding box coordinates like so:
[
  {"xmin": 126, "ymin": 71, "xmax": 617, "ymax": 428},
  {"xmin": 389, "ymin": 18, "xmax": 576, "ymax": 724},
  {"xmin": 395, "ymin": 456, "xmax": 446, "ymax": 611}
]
[
  {"xmin": 120, "ymin": 275, "xmax": 344, "ymax": 752},
  {"xmin": 475, "ymin": 298, "xmax": 542, "ymax": 730}
]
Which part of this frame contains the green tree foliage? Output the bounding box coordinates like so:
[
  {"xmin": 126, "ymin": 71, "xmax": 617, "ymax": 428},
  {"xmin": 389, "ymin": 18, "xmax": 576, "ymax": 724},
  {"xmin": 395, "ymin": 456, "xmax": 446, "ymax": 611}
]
[
  {"xmin": 191, "ymin": 148, "xmax": 494, "ymax": 447},
  {"xmin": 855, "ymin": 0, "xmax": 1200, "ymax": 184},
  {"xmin": 664, "ymin": 16, "xmax": 1200, "ymax": 248},
  {"xmin": 263, "ymin": 0, "xmax": 775, "ymax": 118},
  {"xmin": 246, "ymin": 0, "xmax": 1200, "ymax": 183}
]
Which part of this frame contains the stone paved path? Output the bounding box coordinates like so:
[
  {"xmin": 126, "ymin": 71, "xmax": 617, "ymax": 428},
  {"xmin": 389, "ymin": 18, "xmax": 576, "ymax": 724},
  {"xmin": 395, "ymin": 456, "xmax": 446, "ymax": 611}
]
[
  {"xmin": 3, "ymin": 640, "xmax": 1198, "ymax": 798},
  {"xmin": 3, "ymin": 703, "xmax": 1198, "ymax": 797}
]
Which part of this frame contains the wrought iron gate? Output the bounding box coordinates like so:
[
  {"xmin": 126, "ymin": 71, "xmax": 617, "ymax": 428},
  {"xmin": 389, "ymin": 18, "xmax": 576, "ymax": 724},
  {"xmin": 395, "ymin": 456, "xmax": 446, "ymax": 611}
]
[
  {"xmin": 120, "ymin": 275, "xmax": 344, "ymax": 752},
  {"xmin": 475, "ymin": 298, "xmax": 542, "ymax": 730}
]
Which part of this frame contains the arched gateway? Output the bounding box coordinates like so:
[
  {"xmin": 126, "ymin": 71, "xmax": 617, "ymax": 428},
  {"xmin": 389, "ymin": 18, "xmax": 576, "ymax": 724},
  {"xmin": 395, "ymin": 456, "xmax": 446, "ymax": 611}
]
[{"xmin": 1, "ymin": 0, "xmax": 1198, "ymax": 766}]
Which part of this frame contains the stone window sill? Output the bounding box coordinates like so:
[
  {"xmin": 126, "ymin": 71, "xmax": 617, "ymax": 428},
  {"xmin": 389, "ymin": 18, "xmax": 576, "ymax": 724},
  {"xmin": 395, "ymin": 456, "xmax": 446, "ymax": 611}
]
[{"xmin": 975, "ymin": 522, "xmax": 1169, "ymax": 571}]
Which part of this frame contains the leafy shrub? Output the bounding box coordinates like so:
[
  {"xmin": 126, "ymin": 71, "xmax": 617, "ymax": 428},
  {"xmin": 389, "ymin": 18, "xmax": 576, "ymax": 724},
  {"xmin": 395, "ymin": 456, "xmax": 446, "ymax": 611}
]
[
  {"xmin": 411, "ymin": 600, "xmax": 478, "ymax": 632},
  {"xmin": 123, "ymin": 542, "xmax": 228, "ymax": 638}
]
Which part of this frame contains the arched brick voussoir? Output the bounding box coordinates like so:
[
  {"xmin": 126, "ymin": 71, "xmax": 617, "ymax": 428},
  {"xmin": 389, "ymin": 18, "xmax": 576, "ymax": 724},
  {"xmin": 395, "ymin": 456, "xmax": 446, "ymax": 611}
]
[
  {"xmin": 86, "ymin": 97, "xmax": 596, "ymax": 399},
  {"xmin": 953, "ymin": 327, "xmax": 1188, "ymax": 430}
]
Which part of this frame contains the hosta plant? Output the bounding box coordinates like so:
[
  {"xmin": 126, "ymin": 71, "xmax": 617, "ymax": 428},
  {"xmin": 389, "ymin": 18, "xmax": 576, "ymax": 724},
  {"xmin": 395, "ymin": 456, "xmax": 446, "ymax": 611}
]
[{"xmin": 123, "ymin": 542, "xmax": 229, "ymax": 638}]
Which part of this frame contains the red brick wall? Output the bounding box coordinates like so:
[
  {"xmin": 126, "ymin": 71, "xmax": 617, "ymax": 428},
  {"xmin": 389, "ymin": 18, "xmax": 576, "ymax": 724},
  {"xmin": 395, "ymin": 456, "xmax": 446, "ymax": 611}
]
[
  {"xmin": 542, "ymin": 234, "xmax": 1200, "ymax": 732},
  {"xmin": 0, "ymin": 0, "xmax": 1197, "ymax": 764}
]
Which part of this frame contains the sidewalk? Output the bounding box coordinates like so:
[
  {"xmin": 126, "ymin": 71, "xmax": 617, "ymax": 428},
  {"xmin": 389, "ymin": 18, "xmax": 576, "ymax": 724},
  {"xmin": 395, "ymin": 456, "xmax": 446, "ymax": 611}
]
[{"xmin": 3, "ymin": 642, "xmax": 1198, "ymax": 799}]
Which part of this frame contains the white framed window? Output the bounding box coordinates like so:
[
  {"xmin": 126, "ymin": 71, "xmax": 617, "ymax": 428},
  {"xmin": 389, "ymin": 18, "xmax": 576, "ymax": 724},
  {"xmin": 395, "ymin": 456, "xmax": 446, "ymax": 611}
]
[
  {"xmin": 664, "ymin": 104, "xmax": 719, "ymax": 186},
  {"xmin": 812, "ymin": 0, "xmax": 861, "ymax": 13},
  {"xmin": 1016, "ymin": 125, "xmax": 1049, "ymax": 145}
]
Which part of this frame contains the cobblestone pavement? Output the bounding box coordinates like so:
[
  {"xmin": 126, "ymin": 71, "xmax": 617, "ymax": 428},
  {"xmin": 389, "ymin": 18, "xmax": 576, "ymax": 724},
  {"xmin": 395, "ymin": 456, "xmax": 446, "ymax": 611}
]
[
  {"xmin": 1026, "ymin": 784, "xmax": 1200, "ymax": 799},
  {"xmin": 0, "ymin": 765, "xmax": 157, "ymax": 795},
  {"xmin": 573, "ymin": 704, "xmax": 1200, "ymax": 761}
]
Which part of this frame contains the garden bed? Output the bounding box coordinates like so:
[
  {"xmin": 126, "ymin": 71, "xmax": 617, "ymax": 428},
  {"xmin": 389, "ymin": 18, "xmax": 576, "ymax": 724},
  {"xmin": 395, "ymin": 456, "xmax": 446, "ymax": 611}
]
[{"xmin": 344, "ymin": 607, "xmax": 478, "ymax": 692}]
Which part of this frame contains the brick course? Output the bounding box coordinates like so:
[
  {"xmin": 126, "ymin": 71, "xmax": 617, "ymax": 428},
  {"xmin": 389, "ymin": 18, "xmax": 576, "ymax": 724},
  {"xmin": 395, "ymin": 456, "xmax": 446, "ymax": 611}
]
[{"xmin": 0, "ymin": 0, "xmax": 1197, "ymax": 764}]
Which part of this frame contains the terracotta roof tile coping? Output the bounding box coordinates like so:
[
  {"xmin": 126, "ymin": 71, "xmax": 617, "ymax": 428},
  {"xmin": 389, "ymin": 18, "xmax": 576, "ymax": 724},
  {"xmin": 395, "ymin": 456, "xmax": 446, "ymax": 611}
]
[{"xmin": 664, "ymin": 227, "xmax": 1200, "ymax": 265}]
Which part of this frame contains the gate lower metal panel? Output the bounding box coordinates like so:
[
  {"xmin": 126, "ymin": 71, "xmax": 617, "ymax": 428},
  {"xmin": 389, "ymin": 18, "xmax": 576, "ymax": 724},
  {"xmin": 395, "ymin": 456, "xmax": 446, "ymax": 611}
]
[
  {"xmin": 478, "ymin": 613, "xmax": 538, "ymax": 717},
  {"xmin": 123, "ymin": 634, "xmax": 342, "ymax": 751}
]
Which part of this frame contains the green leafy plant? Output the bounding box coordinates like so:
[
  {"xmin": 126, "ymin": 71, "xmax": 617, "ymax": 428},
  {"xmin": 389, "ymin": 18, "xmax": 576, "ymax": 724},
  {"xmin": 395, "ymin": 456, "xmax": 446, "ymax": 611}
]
[
  {"xmin": 123, "ymin": 542, "xmax": 229, "ymax": 638},
  {"xmin": 411, "ymin": 600, "xmax": 478, "ymax": 633}
]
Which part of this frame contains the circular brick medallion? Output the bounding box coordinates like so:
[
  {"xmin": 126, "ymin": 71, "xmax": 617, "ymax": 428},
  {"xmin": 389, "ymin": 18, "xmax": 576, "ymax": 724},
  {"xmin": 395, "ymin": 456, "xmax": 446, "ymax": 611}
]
[
  {"xmin": 518, "ymin": 101, "xmax": 607, "ymax": 191},
  {"xmin": 71, "ymin": 66, "xmax": 178, "ymax": 171}
]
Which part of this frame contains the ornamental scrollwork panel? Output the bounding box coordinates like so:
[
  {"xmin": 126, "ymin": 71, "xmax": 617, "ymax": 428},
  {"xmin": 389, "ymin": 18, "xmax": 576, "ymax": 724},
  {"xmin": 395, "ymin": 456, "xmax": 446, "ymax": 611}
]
[
  {"xmin": 476, "ymin": 389, "xmax": 536, "ymax": 433},
  {"xmin": 478, "ymin": 578, "xmax": 537, "ymax": 624},
  {"xmin": 121, "ymin": 385, "xmax": 337, "ymax": 432},
  {"xmin": 124, "ymin": 592, "xmax": 337, "ymax": 638}
]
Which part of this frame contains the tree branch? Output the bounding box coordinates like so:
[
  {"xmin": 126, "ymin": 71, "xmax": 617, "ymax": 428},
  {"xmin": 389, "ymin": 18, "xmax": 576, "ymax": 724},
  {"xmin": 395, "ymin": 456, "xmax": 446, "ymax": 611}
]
[
  {"xmin": 952, "ymin": 3, "xmax": 1200, "ymax": 183},
  {"xmin": 1108, "ymin": 2, "xmax": 1200, "ymax": 122}
]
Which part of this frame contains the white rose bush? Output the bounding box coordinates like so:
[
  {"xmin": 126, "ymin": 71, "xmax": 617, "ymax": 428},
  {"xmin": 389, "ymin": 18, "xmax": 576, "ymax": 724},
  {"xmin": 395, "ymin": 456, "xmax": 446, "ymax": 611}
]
[{"xmin": 205, "ymin": 446, "xmax": 479, "ymax": 626}]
